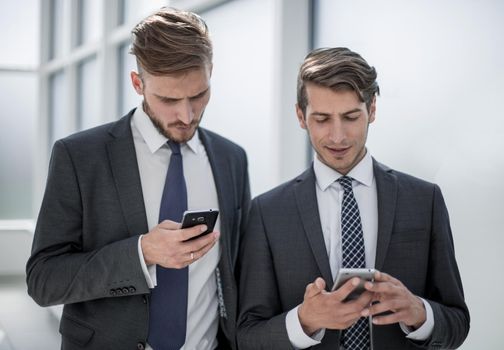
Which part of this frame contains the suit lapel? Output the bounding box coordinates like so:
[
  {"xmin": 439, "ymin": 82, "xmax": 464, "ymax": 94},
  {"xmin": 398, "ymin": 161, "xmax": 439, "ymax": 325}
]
[
  {"xmin": 198, "ymin": 128, "xmax": 236, "ymax": 328},
  {"xmin": 198, "ymin": 128, "xmax": 234, "ymax": 268},
  {"xmin": 294, "ymin": 167, "xmax": 333, "ymax": 287},
  {"xmin": 107, "ymin": 110, "xmax": 149, "ymax": 237},
  {"xmin": 373, "ymin": 159, "xmax": 397, "ymax": 270}
]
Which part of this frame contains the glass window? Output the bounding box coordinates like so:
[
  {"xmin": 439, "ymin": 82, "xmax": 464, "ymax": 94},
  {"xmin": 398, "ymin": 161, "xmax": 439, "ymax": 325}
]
[
  {"xmin": 118, "ymin": 0, "xmax": 170, "ymax": 27},
  {"xmin": 49, "ymin": 70, "xmax": 67, "ymax": 146},
  {"xmin": 170, "ymin": 0, "xmax": 231, "ymax": 12},
  {"xmin": 77, "ymin": 57, "xmax": 100, "ymax": 130},
  {"xmin": 118, "ymin": 42, "xmax": 141, "ymax": 116},
  {"xmin": 49, "ymin": 0, "xmax": 64, "ymax": 60},
  {"xmin": 0, "ymin": 72, "xmax": 37, "ymax": 219},
  {"xmin": 76, "ymin": 0, "xmax": 102, "ymax": 46},
  {"xmin": 118, "ymin": 0, "xmax": 134, "ymax": 27},
  {"xmin": 0, "ymin": 0, "xmax": 39, "ymax": 66}
]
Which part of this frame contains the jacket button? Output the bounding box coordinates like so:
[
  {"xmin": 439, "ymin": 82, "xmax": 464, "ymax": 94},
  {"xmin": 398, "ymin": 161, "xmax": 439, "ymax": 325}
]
[
  {"xmin": 129, "ymin": 286, "xmax": 136, "ymax": 293},
  {"xmin": 109, "ymin": 289, "xmax": 116, "ymax": 296},
  {"xmin": 116, "ymin": 288, "xmax": 123, "ymax": 295},
  {"xmin": 122, "ymin": 287, "xmax": 129, "ymax": 294},
  {"xmin": 137, "ymin": 342, "xmax": 145, "ymax": 350}
]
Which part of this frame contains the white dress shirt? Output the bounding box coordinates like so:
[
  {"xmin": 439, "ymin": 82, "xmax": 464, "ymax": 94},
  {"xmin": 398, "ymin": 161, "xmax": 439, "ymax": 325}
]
[
  {"xmin": 286, "ymin": 150, "xmax": 434, "ymax": 349},
  {"xmin": 131, "ymin": 105, "xmax": 221, "ymax": 350}
]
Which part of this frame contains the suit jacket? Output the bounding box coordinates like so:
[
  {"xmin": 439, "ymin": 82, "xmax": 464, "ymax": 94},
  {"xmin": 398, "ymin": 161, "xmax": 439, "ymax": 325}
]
[
  {"xmin": 237, "ymin": 160, "xmax": 469, "ymax": 349},
  {"xmin": 26, "ymin": 110, "xmax": 251, "ymax": 350}
]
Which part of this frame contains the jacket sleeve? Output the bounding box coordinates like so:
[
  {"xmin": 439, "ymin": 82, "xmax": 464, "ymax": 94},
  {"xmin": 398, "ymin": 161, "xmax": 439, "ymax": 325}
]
[
  {"xmin": 413, "ymin": 185, "xmax": 470, "ymax": 349},
  {"xmin": 26, "ymin": 140, "xmax": 150, "ymax": 307},
  {"xmin": 236, "ymin": 198, "xmax": 294, "ymax": 350}
]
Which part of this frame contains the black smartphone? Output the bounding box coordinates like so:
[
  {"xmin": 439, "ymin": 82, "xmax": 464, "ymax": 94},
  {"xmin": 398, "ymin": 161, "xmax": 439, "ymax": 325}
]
[{"xmin": 181, "ymin": 209, "xmax": 219, "ymax": 241}]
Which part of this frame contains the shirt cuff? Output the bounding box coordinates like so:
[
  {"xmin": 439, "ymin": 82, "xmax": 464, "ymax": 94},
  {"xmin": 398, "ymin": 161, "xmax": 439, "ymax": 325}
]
[
  {"xmin": 399, "ymin": 298, "xmax": 434, "ymax": 340},
  {"xmin": 286, "ymin": 305, "xmax": 325, "ymax": 349},
  {"xmin": 138, "ymin": 235, "xmax": 156, "ymax": 288}
]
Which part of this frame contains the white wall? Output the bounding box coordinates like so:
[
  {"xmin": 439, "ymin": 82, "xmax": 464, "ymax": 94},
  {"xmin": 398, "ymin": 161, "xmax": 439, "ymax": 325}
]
[
  {"xmin": 202, "ymin": 0, "xmax": 309, "ymax": 196},
  {"xmin": 0, "ymin": 222, "xmax": 34, "ymax": 275},
  {"xmin": 0, "ymin": 73, "xmax": 38, "ymax": 220},
  {"xmin": 0, "ymin": 0, "xmax": 39, "ymax": 67},
  {"xmin": 202, "ymin": 0, "xmax": 277, "ymax": 196},
  {"xmin": 315, "ymin": 0, "xmax": 504, "ymax": 348},
  {"xmin": 0, "ymin": 0, "xmax": 39, "ymax": 221}
]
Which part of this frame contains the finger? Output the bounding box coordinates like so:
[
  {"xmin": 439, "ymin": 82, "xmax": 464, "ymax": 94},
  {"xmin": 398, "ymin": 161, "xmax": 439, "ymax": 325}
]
[
  {"xmin": 364, "ymin": 280, "xmax": 398, "ymax": 295},
  {"xmin": 334, "ymin": 277, "xmax": 360, "ymax": 301},
  {"xmin": 372, "ymin": 310, "xmax": 408, "ymax": 326},
  {"xmin": 362, "ymin": 299, "xmax": 399, "ymax": 317},
  {"xmin": 158, "ymin": 220, "xmax": 182, "ymax": 230},
  {"xmin": 184, "ymin": 230, "xmax": 219, "ymax": 252},
  {"xmin": 337, "ymin": 292, "xmax": 373, "ymax": 319},
  {"xmin": 189, "ymin": 237, "xmax": 218, "ymax": 263},
  {"xmin": 304, "ymin": 277, "xmax": 325, "ymax": 299},
  {"xmin": 353, "ymin": 291, "xmax": 374, "ymax": 308},
  {"xmin": 179, "ymin": 224, "xmax": 209, "ymax": 241},
  {"xmin": 373, "ymin": 271, "xmax": 401, "ymax": 286}
]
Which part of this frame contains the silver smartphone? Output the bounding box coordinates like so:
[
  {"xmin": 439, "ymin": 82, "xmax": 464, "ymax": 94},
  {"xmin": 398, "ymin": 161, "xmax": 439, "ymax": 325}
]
[
  {"xmin": 331, "ymin": 268, "xmax": 376, "ymax": 301},
  {"xmin": 181, "ymin": 209, "xmax": 219, "ymax": 241}
]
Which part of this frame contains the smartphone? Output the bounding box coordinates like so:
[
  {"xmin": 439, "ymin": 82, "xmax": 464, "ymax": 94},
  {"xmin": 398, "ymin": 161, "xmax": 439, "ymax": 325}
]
[
  {"xmin": 331, "ymin": 268, "xmax": 376, "ymax": 301},
  {"xmin": 181, "ymin": 209, "xmax": 219, "ymax": 241}
]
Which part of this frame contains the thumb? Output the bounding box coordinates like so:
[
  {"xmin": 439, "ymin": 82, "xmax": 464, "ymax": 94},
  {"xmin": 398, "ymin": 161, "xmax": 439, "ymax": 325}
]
[{"xmin": 304, "ymin": 277, "xmax": 326, "ymax": 299}]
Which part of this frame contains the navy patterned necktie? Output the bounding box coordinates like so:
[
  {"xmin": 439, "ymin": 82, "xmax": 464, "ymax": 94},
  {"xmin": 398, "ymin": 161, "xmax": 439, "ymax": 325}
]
[
  {"xmin": 338, "ymin": 176, "xmax": 370, "ymax": 350},
  {"xmin": 148, "ymin": 141, "xmax": 188, "ymax": 350}
]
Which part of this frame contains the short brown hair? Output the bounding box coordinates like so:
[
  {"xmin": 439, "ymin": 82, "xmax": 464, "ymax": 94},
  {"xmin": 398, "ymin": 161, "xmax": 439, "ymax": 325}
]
[
  {"xmin": 130, "ymin": 7, "xmax": 212, "ymax": 75},
  {"xmin": 297, "ymin": 47, "xmax": 380, "ymax": 114}
]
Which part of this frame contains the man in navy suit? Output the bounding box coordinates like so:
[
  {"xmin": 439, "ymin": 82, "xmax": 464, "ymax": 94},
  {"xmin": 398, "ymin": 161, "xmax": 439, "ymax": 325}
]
[
  {"xmin": 237, "ymin": 47, "xmax": 469, "ymax": 349},
  {"xmin": 27, "ymin": 7, "xmax": 250, "ymax": 350}
]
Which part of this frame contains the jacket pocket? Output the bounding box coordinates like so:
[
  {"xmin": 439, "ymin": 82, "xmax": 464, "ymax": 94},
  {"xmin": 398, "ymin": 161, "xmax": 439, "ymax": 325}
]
[{"xmin": 59, "ymin": 313, "xmax": 95, "ymax": 347}]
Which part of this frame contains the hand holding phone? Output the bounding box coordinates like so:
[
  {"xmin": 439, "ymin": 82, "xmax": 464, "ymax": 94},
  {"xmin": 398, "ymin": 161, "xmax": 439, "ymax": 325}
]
[
  {"xmin": 181, "ymin": 209, "xmax": 219, "ymax": 241},
  {"xmin": 331, "ymin": 268, "xmax": 376, "ymax": 301}
]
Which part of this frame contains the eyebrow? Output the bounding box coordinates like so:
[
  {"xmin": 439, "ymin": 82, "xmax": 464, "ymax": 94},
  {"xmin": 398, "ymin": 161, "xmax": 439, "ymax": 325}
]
[
  {"xmin": 310, "ymin": 108, "xmax": 363, "ymax": 118},
  {"xmin": 154, "ymin": 87, "xmax": 209, "ymax": 103},
  {"xmin": 310, "ymin": 111, "xmax": 331, "ymax": 118},
  {"xmin": 340, "ymin": 108, "xmax": 363, "ymax": 116}
]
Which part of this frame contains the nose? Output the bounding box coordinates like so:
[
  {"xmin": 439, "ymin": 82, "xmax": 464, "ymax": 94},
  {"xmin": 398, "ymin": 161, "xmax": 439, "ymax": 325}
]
[
  {"xmin": 328, "ymin": 119, "xmax": 345, "ymax": 143},
  {"xmin": 177, "ymin": 99, "xmax": 194, "ymax": 124}
]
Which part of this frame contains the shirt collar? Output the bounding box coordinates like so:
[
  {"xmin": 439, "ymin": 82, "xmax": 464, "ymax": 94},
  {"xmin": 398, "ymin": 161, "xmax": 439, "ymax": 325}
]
[
  {"xmin": 132, "ymin": 103, "xmax": 200, "ymax": 154},
  {"xmin": 313, "ymin": 149, "xmax": 374, "ymax": 191}
]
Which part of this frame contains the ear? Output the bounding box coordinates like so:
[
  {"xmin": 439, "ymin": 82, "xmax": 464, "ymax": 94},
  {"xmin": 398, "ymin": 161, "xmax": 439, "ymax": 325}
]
[
  {"xmin": 296, "ymin": 104, "xmax": 307, "ymax": 130},
  {"xmin": 130, "ymin": 71, "xmax": 144, "ymax": 96},
  {"xmin": 368, "ymin": 96, "xmax": 377, "ymax": 124}
]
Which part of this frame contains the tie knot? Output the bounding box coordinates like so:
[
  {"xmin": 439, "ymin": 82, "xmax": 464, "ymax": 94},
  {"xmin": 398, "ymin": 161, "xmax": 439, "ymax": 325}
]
[
  {"xmin": 337, "ymin": 176, "xmax": 354, "ymax": 192},
  {"xmin": 168, "ymin": 140, "xmax": 181, "ymax": 155}
]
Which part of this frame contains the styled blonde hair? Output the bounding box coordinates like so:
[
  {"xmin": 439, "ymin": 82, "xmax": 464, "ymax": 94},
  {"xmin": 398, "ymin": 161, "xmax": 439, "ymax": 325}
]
[
  {"xmin": 130, "ymin": 7, "xmax": 212, "ymax": 75},
  {"xmin": 297, "ymin": 47, "xmax": 380, "ymax": 113}
]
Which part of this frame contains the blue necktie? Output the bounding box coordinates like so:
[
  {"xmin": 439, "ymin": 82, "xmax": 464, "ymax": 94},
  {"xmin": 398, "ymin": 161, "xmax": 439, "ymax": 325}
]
[
  {"xmin": 148, "ymin": 141, "xmax": 188, "ymax": 350},
  {"xmin": 338, "ymin": 176, "xmax": 370, "ymax": 350}
]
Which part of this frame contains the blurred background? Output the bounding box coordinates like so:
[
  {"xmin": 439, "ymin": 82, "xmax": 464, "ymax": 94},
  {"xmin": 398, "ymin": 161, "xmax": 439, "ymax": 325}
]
[{"xmin": 0, "ymin": 0, "xmax": 502, "ymax": 349}]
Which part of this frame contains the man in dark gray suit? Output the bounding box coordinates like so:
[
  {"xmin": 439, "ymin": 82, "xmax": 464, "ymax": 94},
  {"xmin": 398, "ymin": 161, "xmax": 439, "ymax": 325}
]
[
  {"xmin": 237, "ymin": 48, "xmax": 469, "ymax": 349},
  {"xmin": 26, "ymin": 7, "xmax": 250, "ymax": 350}
]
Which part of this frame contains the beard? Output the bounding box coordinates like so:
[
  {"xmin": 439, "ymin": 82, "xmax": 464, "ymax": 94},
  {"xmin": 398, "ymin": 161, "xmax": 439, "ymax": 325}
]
[{"xmin": 142, "ymin": 99, "xmax": 201, "ymax": 143}]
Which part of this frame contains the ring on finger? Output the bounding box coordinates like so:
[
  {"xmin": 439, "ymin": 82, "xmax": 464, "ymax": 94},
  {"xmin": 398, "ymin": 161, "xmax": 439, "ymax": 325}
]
[{"xmin": 190, "ymin": 252, "xmax": 194, "ymax": 260}]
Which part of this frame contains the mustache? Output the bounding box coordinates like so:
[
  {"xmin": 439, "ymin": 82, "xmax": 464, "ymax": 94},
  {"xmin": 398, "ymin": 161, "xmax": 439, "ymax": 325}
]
[{"xmin": 166, "ymin": 120, "xmax": 198, "ymax": 128}]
